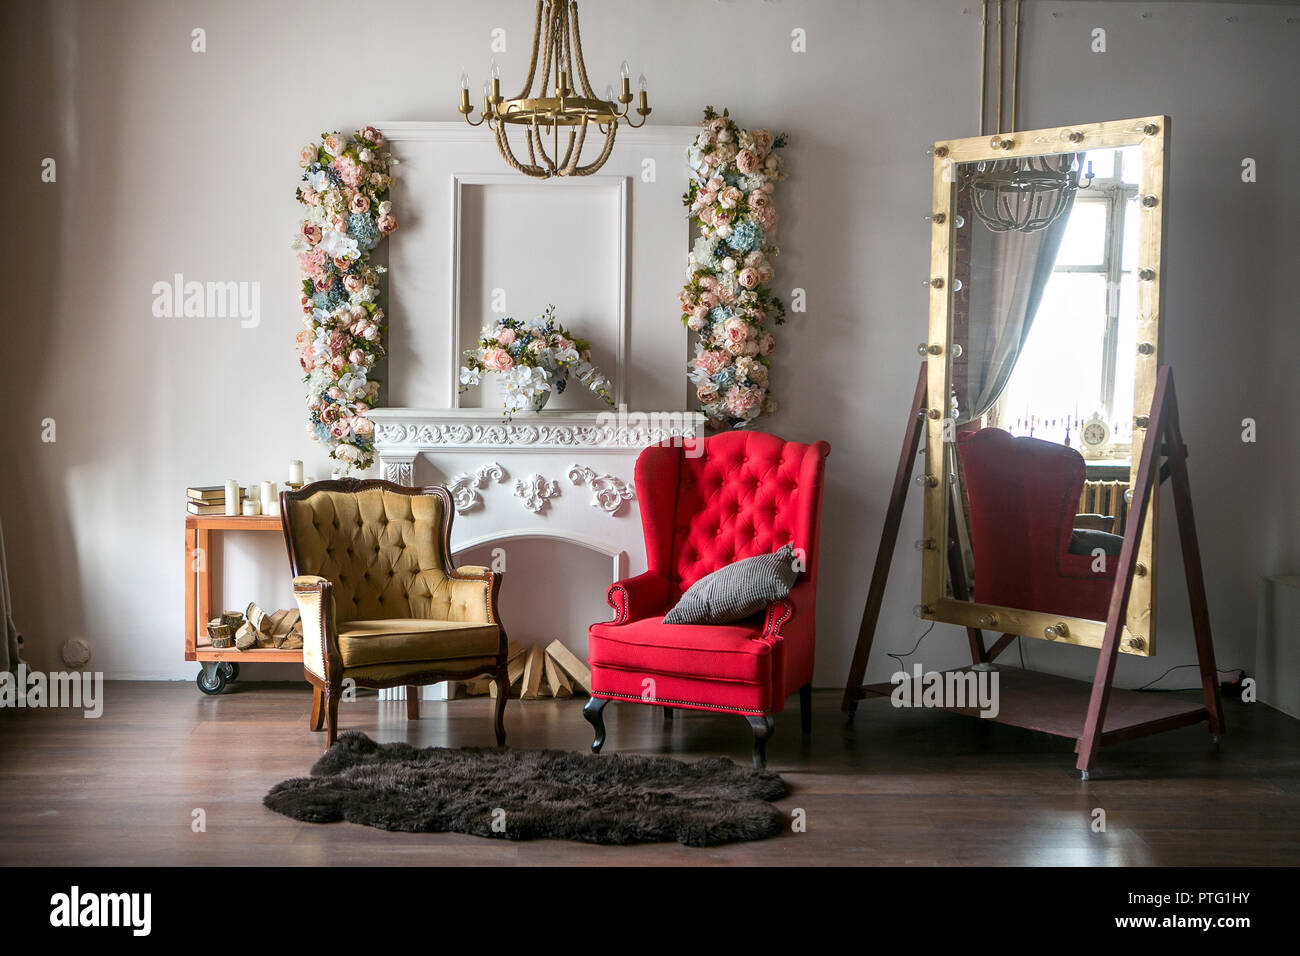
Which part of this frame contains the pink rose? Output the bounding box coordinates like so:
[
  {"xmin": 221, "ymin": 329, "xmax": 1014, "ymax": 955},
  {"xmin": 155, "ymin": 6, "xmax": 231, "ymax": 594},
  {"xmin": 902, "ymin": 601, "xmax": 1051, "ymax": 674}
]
[
  {"xmin": 736, "ymin": 149, "xmax": 757, "ymax": 174},
  {"xmin": 299, "ymin": 145, "xmax": 317, "ymax": 166},
  {"xmin": 696, "ymin": 350, "xmax": 732, "ymax": 376},
  {"xmin": 737, "ymin": 267, "xmax": 760, "ymax": 289},
  {"xmin": 699, "ymin": 291, "xmax": 719, "ymax": 310},
  {"xmin": 708, "ymin": 118, "xmax": 726, "ymax": 135},
  {"xmin": 328, "ymin": 386, "xmax": 343, "ymax": 400},
  {"xmin": 724, "ymin": 384, "xmax": 764, "ymax": 417},
  {"xmin": 376, "ymin": 214, "xmax": 398, "ymax": 234},
  {"xmin": 723, "ymin": 316, "xmax": 750, "ymax": 346},
  {"xmin": 349, "ymin": 193, "xmax": 370, "ymax": 214},
  {"xmin": 301, "ymin": 186, "xmax": 320, "ymax": 205},
  {"xmin": 496, "ymin": 328, "xmax": 517, "ymax": 346},
  {"xmin": 482, "ymin": 348, "xmax": 513, "ymax": 372},
  {"xmin": 348, "ymin": 349, "xmax": 364, "ymax": 366},
  {"xmin": 313, "ymin": 277, "xmax": 332, "ymax": 292},
  {"xmin": 331, "ymin": 216, "xmax": 348, "ymax": 233},
  {"xmin": 712, "ymin": 210, "xmax": 732, "ymax": 229},
  {"xmin": 323, "ymin": 133, "xmax": 345, "ymax": 155},
  {"xmin": 300, "ymin": 223, "xmax": 321, "ymax": 244},
  {"xmin": 330, "ymin": 355, "xmax": 346, "ymax": 373},
  {"xmin": 719, "ymin": 186, "xmax": 742, "ymax": 210},
  {"xmin": 343, "ymin": 274, "xmax": 364, "ymax": 293},
  {"xmin": 332, "ymin": 255, "xmax": 353, "ymax": 271},
  {"xmin": 334, "ymin": 157, "xmax": 363, "ymax": 188},
  {"xmin": 707, "ymin": 176, "xmax": 724, "ymax": 193},
  {"xmin": 300, "ymin": 295, "xmax": 313, "ymax": 312},
  {"xmin": 359, "ymin": 126, "xmax": 382, "ymax": 144},
  {"xmin": 352, "ymin": 416, "xmax": 374, "ymax": 437},
  {"xmin": 749, "ymin": 189, "xmax": 771, "ymax": 210},
  {"xmin": 319, "ymin": 405, "xmax": 341, "ymax": 423},
  {"xmin": 294, "ymin": 329, "xmax": 311, "ymax": 348},
  {"xmin": 692, "ymin": 304, "xmax": 709, "ymax": 323},
  {"xmin": 697, "ymin": 383, "xmax": 720, "ymax": 405},
  {"xmin": 330, "ymin": 421, "xmax": 349, "ymax": 439}
]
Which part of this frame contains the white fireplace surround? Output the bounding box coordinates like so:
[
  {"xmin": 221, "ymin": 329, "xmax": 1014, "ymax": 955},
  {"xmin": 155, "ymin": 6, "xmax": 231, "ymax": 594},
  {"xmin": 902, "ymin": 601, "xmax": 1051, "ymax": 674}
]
[{"xmin": 369, "ymin": 407, "xmax": 704, "ymax": 701}]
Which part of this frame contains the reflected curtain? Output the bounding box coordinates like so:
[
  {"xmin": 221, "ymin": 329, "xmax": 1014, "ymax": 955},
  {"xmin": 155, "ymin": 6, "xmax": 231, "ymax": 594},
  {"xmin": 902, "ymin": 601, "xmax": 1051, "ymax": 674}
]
[
  {"xmin": 0, "ymin": 516, "xmax": 24, "ymax": 676},
  {"xmin": 957, "ymin": 154, "xmax": 1079, "ymax": 424}
]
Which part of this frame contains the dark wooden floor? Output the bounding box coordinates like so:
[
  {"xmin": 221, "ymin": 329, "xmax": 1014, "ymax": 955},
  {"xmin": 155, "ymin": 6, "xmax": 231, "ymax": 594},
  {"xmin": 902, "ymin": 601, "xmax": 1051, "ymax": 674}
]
[{"xmin": 1, "ymin": 682, "xmax": 1296, "ymax": 865}]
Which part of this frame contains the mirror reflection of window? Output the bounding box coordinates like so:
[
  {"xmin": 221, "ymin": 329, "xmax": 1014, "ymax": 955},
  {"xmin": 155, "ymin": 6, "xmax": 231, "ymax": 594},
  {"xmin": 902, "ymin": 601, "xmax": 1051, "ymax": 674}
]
[{"xmin": 992, "ymin": 146, "xmax": 1141, "ymax": 455}]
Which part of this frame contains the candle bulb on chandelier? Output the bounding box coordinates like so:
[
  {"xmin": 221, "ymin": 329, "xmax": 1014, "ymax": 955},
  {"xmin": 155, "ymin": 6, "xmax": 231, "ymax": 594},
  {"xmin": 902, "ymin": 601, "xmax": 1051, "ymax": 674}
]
[
  {"xmin": 619, "ymin": 60, "xmax": 631, "ymax": 102},
  {"xmin": 458, "ymin": 70, "xmax": 471, "ymax": 114},
  {"xmin": 637, "ymin": 72, "xmax": 649, "ymax": 113},
  {"xmin": 490, "ymin": 57, "xmax": 501, "ymax": 102}
]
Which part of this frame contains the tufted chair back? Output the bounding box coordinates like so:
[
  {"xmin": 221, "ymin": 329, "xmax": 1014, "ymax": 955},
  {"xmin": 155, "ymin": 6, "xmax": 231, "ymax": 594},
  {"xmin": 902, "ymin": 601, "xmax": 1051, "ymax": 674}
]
[
  {"xmin": 282, "ymin": 483, "xmax": 458, "ymax": 624},
  {"xmin": 634, "ymin": 431, "xmax": 831, "ymax": 601}
]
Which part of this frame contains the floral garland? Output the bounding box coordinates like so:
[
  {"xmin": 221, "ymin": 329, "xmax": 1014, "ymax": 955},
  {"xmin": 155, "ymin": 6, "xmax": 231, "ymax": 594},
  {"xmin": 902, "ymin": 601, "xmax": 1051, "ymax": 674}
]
[
  {"xmin": 292, "ymin": 126, "xmax": 398, "ymax": 472},
  {"xmin": 680, "ymin": 107, "xmax": 787, "ymax": 429},
  {"xmin": 459, "ymin": 306, "xmax": 615, "ymax": 414}
]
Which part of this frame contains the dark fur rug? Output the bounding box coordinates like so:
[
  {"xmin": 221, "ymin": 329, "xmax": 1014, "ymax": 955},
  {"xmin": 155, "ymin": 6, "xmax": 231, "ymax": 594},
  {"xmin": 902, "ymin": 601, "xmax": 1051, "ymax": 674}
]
[{"xmin": 264, "ymin": 732, "xmax": 788, "ymax": 846}]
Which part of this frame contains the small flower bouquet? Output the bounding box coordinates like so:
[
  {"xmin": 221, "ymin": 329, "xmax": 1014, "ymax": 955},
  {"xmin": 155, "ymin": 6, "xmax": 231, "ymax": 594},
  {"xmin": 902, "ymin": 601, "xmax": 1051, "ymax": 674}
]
[{"xmin": 459, "ymin": 306, "xmax": 615, "ymax": 415}]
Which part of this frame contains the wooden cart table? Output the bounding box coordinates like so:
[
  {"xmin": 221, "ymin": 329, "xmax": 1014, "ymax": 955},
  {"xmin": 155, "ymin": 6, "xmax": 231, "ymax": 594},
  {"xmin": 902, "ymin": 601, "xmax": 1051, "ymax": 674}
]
[{"xmin": 184, "ymin": 514, "xmax": 302, "ymax": 694}]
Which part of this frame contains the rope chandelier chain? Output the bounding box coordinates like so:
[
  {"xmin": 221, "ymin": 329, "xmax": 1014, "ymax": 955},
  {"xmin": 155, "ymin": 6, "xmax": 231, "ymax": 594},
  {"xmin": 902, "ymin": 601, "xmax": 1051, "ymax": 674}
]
[{"xmin": 458, "ymin": 0, "xmax": 649, "ymax": 179}]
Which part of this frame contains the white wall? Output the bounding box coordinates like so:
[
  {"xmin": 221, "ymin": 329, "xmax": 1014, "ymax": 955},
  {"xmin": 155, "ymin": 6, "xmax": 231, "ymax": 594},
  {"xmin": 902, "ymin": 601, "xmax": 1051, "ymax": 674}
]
[{"xmin": 1, "ymin": 0, "xmax": 1296, "ymax": 693}]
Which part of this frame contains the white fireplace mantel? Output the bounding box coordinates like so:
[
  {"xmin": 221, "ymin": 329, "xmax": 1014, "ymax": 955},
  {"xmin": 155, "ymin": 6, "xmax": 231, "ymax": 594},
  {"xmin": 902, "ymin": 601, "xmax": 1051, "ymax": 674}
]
[{"xmin": 370, "ymin": 407, "xmax": 705, "ymax": 459}]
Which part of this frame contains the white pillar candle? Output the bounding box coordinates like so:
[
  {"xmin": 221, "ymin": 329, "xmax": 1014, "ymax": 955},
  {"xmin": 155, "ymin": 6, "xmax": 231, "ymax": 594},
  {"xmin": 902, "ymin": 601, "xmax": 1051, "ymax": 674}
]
[
  {"xmin": 261, "ymin": 480, "xmax": 278, "ymax": 516},
  {"xmin": 289, "ymin": 459, "xmax": 304, "ymax": 486},
  {"xmin": 224, "ymin": 479, "xmax": 240, "ymax": 516},
  {"xmin": 241, "ymin": 498, "xmax": 261, "ymax": 516}
]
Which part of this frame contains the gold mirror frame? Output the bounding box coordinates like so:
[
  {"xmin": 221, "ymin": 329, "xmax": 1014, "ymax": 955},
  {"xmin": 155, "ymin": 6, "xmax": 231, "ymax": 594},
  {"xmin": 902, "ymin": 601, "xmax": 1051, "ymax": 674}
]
[{"xmin": 921, "ymin": 116, "xmax": 1169, "ymax": 657}]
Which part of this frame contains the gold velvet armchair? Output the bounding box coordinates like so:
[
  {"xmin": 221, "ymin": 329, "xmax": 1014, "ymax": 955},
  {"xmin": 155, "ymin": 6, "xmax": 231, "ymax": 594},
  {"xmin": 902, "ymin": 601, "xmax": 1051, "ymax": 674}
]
[{"xmin": 280, "ymin": 479, "xmax": 509, "ymax": 747}]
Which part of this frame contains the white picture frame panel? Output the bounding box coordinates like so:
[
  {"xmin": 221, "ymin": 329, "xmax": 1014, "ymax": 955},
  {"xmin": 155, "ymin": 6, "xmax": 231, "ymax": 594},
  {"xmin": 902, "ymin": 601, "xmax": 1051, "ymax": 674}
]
[
  {"xmin": 450, "ymin": 173, "xmax": 629, "ymax": 409},
  {"xmin": 377, "ymin": 121, "xmax": 699, "ymax": 413}
]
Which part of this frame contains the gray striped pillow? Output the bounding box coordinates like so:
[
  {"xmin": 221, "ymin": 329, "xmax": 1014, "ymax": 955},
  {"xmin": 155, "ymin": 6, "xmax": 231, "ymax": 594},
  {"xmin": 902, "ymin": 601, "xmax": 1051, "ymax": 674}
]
[{"xmin": 662, "ymin": 544, "xmax": 797, "ymax": 625}]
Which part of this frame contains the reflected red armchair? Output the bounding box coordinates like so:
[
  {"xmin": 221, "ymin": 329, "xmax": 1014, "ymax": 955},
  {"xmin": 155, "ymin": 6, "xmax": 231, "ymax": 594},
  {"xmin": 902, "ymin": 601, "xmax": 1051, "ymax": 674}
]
[
  {"xmin": 956, "ymin": 428, "xmax": 1117, "ymax": 621},
  {"xmin": 584, "ymin": 431, "xmax": 830, "ymax": 768}
]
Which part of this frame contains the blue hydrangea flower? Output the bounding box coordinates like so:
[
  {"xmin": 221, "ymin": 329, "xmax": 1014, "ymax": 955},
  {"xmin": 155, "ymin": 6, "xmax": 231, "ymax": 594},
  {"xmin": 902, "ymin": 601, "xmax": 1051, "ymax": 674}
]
[
  {"xmin": 708, "ymin": 305, "xmax": 733, "ymax": 324},
  {"xmin": 347, "ymin": 213, "xmax": 380, "ymax": 251},
  {"xmin": 715, "ymin": 367, "xmax": 738, "ymax": 390},
  {"xmin": 726, "ymin": 220, "xmax": 762, "ymax": 254}
]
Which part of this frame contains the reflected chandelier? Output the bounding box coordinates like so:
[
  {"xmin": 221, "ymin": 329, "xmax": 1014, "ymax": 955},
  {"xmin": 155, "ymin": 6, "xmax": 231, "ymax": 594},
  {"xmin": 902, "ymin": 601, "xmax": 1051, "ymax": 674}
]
[{"xmin": 457, "ymin": 0, "xmax": 651, "ymax": 178}]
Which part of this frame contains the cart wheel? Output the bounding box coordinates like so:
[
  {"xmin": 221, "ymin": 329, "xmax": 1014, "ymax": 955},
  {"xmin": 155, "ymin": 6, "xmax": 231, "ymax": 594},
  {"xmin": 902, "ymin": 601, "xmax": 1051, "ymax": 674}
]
[
  {"xmin": 220, "ymin": 662, "xmax": 240, "ymax": 683},
  {"xmin": 196, "ymin": 666, "xmax": 227, "ymax": 696}
]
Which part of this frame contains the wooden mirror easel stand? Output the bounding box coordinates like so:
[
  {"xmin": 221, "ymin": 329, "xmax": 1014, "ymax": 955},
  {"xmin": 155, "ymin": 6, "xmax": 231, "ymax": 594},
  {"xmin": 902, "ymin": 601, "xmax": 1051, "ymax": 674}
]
[{"xmin": 842, "ymin": 363, "xmax": 1225, "ymax": 777}]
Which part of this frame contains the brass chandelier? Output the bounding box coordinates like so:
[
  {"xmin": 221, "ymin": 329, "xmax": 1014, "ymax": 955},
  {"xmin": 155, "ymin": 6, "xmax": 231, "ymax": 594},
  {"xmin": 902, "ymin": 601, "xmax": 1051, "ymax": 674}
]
[{"xmin": 457, "ymin": 0, "xmax": 651, "ymax": 178}]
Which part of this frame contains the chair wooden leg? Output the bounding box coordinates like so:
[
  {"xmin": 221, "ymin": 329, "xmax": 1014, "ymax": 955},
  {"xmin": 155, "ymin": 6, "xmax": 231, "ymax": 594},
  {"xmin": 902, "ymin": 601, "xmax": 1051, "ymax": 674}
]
[
  {"xmin": 405, "ymin": 685, "xmax": 420, "ymax": 720},
  {"xmin": 325, "ymin": 688, "xmax": 340, "ymax": 748},
  {"xmin": 493, "ymin": 665, "xmax": 509, "ymax": 746},
  {"xmin": 309, "ymin": 688, "xmax": 325, "ymax": 732},
  {"xmin": 799, "ymin": 683, "xmax": 812, "ymax": 735},
  {"xmin": 583, "ymin": 696, "xmax": 609, "ymax": 753},
  {"xmin": 747, "ymin": 715, "xmax": 776, "ymax": 770}
]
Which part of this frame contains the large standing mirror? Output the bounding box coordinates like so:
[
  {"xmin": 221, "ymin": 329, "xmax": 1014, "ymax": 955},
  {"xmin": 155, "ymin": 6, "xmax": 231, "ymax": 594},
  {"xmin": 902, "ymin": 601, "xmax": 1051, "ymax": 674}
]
[{"xmin": 921, "ymin": 117, "xmax": 1169, "ymax": 656}]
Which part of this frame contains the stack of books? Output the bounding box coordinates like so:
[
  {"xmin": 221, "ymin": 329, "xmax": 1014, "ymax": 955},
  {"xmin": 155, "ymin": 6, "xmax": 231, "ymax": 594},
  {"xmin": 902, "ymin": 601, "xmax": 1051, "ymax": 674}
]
[{"xmin": 186, "ymin": 486, "xmax": 241, "ymax": 515}]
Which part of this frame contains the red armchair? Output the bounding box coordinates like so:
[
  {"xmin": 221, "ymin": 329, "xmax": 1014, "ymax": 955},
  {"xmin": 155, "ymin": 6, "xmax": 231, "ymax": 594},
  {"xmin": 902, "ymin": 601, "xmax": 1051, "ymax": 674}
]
[
  {"xmin": 956, "ymin": 427, "xmax": 1117, "ymax": 621},
  {"xmin": 584, "ymin": 431, "xmax": 831, "ymax": 768}
]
